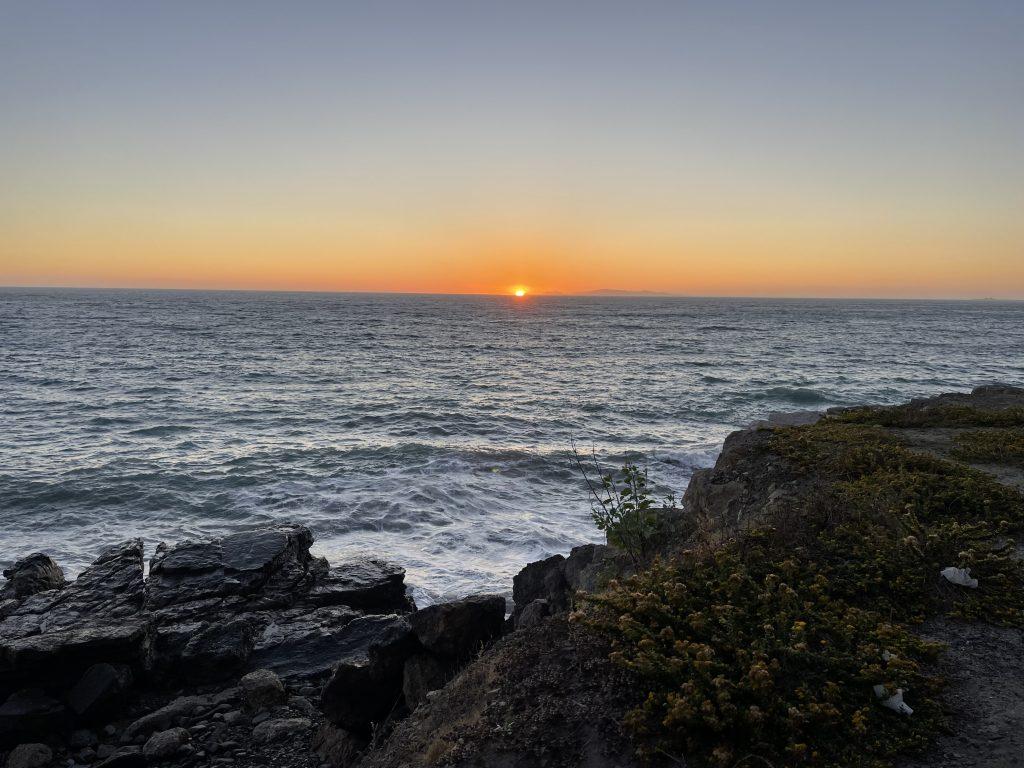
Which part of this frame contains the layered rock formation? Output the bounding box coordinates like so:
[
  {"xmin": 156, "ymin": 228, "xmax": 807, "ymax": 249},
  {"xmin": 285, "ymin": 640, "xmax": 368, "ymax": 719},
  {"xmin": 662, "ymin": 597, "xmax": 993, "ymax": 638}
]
[{"xmin": 0, "ymin": 525, "xmax": 504, "ymax": 764}]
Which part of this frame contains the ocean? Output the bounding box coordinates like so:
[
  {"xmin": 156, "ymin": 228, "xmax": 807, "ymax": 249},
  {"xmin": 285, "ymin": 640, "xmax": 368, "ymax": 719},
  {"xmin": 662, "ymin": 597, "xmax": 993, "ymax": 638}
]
[{"xmin": 2, "ymin": 289, "xmax": 1021, "ymax": 603}]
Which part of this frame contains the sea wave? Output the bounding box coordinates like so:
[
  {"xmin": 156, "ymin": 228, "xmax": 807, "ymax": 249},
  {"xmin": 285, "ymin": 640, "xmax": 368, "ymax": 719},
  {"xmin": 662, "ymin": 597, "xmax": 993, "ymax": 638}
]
[{"xmin": 2, "ymin": 289, "xmax": 1020, "ymax": 597}]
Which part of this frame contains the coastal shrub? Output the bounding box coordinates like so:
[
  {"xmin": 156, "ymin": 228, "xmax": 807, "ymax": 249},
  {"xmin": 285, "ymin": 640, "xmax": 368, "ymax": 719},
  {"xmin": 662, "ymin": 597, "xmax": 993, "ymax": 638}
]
[
  {"xmin": 591, "ymin": 462, "xmax": 659, "ymax": 564},
  {"xmin": 581, "ymin": 415, "xmax": 1024, "ymax": 766},
  {"xmin": 580, "ymin": 546, "xmax": 944, "ymax": 767},
  {"xmin": 769, "ymin": 422, "xmax": 1024, "ymax": 622},
  {"xmin": 950, "ymin": 428, "xmax": 1024, "ymax": 466},
  {"xmin": 572, "ymin": 445, "xmax": 663, "ymax": 564},
  {"xmin": 833, "ymin": 404, "xmax": 1024, "ymax": 428}
]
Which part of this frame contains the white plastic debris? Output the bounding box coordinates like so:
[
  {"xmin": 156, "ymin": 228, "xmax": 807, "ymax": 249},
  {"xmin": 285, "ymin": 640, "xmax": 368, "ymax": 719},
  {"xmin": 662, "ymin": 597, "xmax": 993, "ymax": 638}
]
[
  {"xmin": 940, "ymin": 566, "xmax": 979, "ymax": 589},
  {"xmin": 882, "ymin": 650, "xmax": 895, "ymax": 663},
  {"xmin": 873, "ymin": 685, "xmax": 914, "ymax": 715}
]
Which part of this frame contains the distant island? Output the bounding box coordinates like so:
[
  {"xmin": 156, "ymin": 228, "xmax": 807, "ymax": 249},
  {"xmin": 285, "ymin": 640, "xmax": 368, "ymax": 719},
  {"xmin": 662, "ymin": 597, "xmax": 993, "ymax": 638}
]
[{"xmin": 583, "ymin": 288, "xmax": 669, "ymax": 296}]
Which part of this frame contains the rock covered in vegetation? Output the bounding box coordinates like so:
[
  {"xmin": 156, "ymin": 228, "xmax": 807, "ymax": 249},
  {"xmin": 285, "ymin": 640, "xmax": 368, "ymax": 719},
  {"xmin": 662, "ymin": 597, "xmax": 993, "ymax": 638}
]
[
  {"xmin": 312, "ymin": 722, "xmax": 365, "ymax": 768},
  {"xmin": 359, "ymin": 616, "xmax": 643, "ymax": 768}
]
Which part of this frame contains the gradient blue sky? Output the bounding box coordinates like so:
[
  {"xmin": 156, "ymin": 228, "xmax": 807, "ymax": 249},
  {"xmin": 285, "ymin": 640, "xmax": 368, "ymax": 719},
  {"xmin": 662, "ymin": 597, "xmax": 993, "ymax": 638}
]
[{"xmin": 2, "ymin": 1, "xmax": 1022, "ymax": 296}]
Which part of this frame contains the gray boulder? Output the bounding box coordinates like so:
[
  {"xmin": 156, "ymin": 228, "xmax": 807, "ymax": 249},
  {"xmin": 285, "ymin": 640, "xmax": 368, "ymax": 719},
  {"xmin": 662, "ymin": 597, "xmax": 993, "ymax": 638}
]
[
  {"xmin": 4, "ymin": 743, "xmax": 52, "ymax": 768},
  {"xmin": 512, "ymin": 554, "xmax": 568, "ymax": 619},
  {"xmin": 1, "ymin": 555, "xmax": 65, "ymax": 601},
  {"xmin": 239, "ymin": 669, "xmax": 286, "ymax": 712},
  {"xmin": 320, "ymin": 615, "xmax": 417, "ymax": 732},
  {"xmin": 512, "ymin": 544, "xmax": 629, "ymax": 626},
  {"xmin": 124, "ymin": 695, "xmax": 207, "ymax": 739},
  {"xmin": 251, "ymin": 717, "xmax": 311, "ymax": 744},
  {"xmin": 562, "ymin": 544, "xmax": 626, "ymax": 593},
  {"xmin": 142, "ymin": 727, "xmax": 190, "ymax": 760}
]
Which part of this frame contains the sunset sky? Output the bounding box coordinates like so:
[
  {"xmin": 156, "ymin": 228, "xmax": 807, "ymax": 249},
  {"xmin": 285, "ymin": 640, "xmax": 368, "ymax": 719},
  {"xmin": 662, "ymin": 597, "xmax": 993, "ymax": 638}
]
[{"xmin": 2, "ymin": 2, "xmax": 1022, "ymax": 298}]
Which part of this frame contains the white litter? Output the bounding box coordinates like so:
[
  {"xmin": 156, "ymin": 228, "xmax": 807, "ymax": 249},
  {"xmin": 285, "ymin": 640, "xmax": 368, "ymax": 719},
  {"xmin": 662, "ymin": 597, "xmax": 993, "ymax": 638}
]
[
  {"xmin": 940, "ymin": 566, "xmax": 979, "ymax": 589},
  {"xmin": 873, "ymin": 685, "xmax": 913, "ymax": 715},
  {"xmin": 882, "ymin": 650, "xmax": 895, "ymax": 663}
]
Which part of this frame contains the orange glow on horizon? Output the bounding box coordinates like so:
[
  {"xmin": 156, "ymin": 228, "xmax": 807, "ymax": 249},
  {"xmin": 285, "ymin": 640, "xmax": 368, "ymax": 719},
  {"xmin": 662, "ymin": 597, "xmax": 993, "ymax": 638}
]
[{"xmin": 2, "ymin": 215, "xmax": 1023, "ymax": 299}]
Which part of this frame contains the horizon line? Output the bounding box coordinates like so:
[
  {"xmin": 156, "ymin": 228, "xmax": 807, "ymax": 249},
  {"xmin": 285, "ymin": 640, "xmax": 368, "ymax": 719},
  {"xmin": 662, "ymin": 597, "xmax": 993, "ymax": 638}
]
[{"xmin": 1, "ymin": 284, "xmax": 1021, "ymax": 302}]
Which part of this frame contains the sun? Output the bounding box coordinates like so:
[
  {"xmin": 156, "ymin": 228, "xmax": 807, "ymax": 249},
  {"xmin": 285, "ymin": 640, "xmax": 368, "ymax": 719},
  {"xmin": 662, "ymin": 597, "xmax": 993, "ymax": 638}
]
[{"xmin": 513, "ymin": 287, "xmax": 527, "ymax": 297}]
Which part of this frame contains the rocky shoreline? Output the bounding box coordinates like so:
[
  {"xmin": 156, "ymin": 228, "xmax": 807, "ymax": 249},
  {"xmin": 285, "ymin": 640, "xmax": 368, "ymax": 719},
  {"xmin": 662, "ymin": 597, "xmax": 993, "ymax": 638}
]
[
  {"xmin": 3, "ymin": 384, "xmax": 1023, "ymax": 768},
  {"xmin": 0, "ymin": 514, "xmax": 625, "ymax": 768}
]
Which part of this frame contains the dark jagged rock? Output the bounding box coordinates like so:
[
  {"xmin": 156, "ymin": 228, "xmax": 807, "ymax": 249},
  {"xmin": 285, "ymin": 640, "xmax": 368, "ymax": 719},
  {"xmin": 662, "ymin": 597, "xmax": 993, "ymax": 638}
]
[
  {"xmin": 304, "ymin": 558, "xmax": 411, "ymax": 612},
  {"xmin": 69, "ymin": 728, "xmax": 98, "ymax": 749},
  {"xmin": 511, "ymin": 544, "xmax": 630, "ymax": 627},
  {"xmin": 0, "ymin": 622, "xmax": 150, "ymax": 696},
  {"xmin": 320, "ymin": 615, "xmax": 418, "ymax": 733},
  {"xmin": 402, "ymin": 653, "xmax": 448, "ymax": 709},
  {"xmin": 562, "ymin": 544, "xmax": 627, "ymax": 594},
  {"xmin": 0, "ymin": 540, "xmax": 147, "ymax": 692},
  {"xmin": 177, "ymin": 617, "xmax": 255, "ymax": 682},
  {"xmin": 0, "ymin": 688, "xmax": 67, "ymax": 746},
  {"xmin": 408, "ymin": 594, "xmax": 505, "ymax": 661},
  {"xmin": 249, "ymin": 605, "xmax": 360, "ymax": 682},
  {"xmin": 511, "ymin": 554, "xmax": 567, "ymax": 622},
  {"xmin": 1, "ymin": 554, "xmax": 65, "ymax": 601},
  {"xmin": 146, "ymin": 525, "xmax": 315, "ymax": 609},
  {"xmin": 515, "ymin": 599, "xmax": 550, "ymax": 629},
  {"xmin": 67, "ymin": 663, "xmax": 133, "ymax": 721}
]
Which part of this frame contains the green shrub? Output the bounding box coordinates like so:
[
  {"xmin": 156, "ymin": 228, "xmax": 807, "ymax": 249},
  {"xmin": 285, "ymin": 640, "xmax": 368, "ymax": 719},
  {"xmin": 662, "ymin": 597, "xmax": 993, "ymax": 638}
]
[
  {"xmin": 572, "ymin": 443, "xmax": 665, "ymax": 564},
  {"xmin": 581, "ymin": 546, "xmax": 944, "ymax": 767},
  {"xmin": 587, "ymin": 462, "xmax": 660, "ymax": 564},
  {"xmin": 950, "ymin": 428, "xmax": 1024, "ymax": 466},
  {"xmin": 833, "ymin": 405, "xmax": 1024, "ymax": 428}
]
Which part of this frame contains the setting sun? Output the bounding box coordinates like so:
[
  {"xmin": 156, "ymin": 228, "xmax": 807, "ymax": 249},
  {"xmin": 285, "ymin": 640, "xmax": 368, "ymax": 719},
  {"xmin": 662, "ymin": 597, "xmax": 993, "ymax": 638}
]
[{"xmin": 514, "ymin": 288, "xmax": 527, "ymax": 297}]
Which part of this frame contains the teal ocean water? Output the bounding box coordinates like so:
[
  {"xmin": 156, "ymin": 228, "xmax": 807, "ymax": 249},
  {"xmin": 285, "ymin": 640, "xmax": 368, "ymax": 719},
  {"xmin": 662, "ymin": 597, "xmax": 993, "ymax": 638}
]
[{"xmin": 2, "ymin": 289, "xmax": 1021, "ymax": 602}]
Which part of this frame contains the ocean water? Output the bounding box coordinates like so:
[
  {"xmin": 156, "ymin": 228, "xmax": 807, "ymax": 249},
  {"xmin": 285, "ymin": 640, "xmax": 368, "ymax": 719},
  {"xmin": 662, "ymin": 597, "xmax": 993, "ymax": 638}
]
[{"xmin": 2, "ymin": 289, "xmax": 1022, "ymax": 603}]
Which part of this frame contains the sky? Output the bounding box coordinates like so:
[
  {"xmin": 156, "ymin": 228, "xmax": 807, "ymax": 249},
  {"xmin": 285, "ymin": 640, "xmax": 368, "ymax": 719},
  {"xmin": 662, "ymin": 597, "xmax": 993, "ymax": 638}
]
[{"xmin": 1, "ymin": 1, "xmax": 1022, "ymax": 298}]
